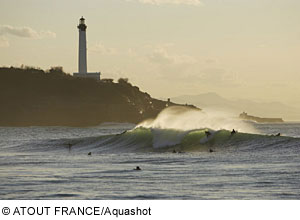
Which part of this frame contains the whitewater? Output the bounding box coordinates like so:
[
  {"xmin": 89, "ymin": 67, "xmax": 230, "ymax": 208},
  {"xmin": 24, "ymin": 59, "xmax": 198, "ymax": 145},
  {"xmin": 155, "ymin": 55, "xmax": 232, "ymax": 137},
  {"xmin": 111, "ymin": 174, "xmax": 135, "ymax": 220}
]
[{"xmin": 0, "ymin": 107, "xmax": 299, "ymax": 199}]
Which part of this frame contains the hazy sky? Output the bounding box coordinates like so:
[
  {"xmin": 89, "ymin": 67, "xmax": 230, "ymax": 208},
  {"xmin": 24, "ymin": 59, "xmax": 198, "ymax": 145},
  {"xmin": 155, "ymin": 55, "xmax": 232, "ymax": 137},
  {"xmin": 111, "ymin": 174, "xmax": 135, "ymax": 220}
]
[{"xmin": 0, "ymin": 0, "xmax": 299, "ymax": 107}]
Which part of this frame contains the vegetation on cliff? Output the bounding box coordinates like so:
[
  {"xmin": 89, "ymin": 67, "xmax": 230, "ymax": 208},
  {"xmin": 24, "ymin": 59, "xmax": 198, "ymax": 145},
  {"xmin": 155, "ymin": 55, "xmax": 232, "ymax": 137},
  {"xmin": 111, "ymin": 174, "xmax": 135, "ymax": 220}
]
[{"xmin": 0, "ymin": 66, "xmax": 198, "ymax": 126}]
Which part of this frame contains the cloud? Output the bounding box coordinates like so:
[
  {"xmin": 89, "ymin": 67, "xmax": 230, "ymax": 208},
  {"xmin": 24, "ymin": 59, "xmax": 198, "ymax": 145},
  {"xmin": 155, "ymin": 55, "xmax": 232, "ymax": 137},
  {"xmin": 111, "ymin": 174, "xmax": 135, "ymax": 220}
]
[
  {"xmin": 89, "ymin": 42, "xmax": 117, "ymax": 55},
  {"xmin": 126, "ymin": 0, "xmax": 203, "ymax": 6},
  {"xmin": 205, "ymin": 58, "xmax": 216, "ymax": 64},
  {"xmin": 39, "ymin": 30, "xmax": 56, "ymax": 39},
  {"xmin": 148, "ymin": 47, "xmax": 197, "ymax": 65},
  {"xmin": 123, "ymin": 43, "xmax": 240, "ymax": 89},
  {"xmin": 0, "ymin": 25, "xmax": 56, "ymax": 39},
  {"xmin": 0, "ymin": 37, "xmax": 9, "ymax": 47},
  {"xmin": 193, "ymin": 68, "xmax": 241, "ymax": 88}
]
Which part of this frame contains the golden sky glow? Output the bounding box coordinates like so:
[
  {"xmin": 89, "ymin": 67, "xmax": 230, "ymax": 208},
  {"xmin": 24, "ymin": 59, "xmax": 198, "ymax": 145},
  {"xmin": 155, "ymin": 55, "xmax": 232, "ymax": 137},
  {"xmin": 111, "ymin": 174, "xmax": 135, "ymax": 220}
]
[{"xmin": 1, "ymin": 0, "xmax": 300, "ymax": 110}]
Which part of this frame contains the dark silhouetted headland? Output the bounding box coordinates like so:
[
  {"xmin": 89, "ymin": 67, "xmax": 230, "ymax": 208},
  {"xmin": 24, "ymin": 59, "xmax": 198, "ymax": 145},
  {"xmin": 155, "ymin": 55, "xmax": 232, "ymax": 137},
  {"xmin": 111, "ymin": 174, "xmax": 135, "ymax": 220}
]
[
  {"xmin": 0, "ymin": 66, "xmax": 198, "ymax": 126},
  {"xmin": 239, "ymin": 112, "xmax": 284, "ymax": 123}
]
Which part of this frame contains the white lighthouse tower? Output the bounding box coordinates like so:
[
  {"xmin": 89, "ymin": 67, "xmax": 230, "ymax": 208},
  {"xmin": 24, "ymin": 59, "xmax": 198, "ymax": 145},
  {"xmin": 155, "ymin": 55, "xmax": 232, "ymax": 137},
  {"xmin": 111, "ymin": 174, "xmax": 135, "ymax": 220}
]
[
  {"xmin": 73, "ymin": 17, "xmax": 100, "ymax": 80},
  {"xmin": 78, "ymin": 16, "xmax": 87, "ymax": 73}
]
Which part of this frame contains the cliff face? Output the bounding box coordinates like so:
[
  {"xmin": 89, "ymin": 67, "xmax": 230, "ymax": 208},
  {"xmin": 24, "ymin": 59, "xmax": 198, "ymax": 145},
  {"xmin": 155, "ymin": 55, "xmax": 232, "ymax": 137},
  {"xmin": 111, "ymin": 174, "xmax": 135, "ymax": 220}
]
[{"xmin": 0, "ymin": 67, "xmax": 198, "ymax": 126}]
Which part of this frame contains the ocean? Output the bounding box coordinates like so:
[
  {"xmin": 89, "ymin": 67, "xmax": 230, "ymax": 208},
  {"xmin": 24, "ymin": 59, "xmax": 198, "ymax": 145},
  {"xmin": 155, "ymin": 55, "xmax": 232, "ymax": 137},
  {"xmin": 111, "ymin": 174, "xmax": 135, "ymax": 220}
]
[{"xmin": 1, "ymin": 108, "xmax": 300, "ymax": 200}]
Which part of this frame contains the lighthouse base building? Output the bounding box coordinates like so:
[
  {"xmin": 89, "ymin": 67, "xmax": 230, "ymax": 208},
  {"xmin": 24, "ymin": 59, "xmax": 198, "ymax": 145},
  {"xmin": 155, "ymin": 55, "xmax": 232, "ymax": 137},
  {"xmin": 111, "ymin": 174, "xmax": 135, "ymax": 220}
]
[
  {"xmin": 73, "ymin": 72, "xmax": 100, "ymax": 80},
  {"xmin": 73, "ymin": 17, "xmax": 100, "ymax": 81}
]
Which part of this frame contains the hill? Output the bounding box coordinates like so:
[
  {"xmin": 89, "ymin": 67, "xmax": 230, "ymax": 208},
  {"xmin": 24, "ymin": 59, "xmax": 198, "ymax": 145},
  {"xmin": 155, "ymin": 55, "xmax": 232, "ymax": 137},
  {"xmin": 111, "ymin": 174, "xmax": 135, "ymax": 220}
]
[
  {"xmin": 172, "ymin": 92, "xmax": 300, "ymax": 121},
  {"xmin": 0, "ymin": 66, "xmax": 197, "ymax": 126}
]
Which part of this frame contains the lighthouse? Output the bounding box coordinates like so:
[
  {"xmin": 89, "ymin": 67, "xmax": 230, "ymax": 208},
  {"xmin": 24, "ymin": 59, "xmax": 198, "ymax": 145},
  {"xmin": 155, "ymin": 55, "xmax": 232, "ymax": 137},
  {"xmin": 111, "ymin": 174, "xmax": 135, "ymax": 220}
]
[
  {"xmin": 73, "ymin": 17, "xmax": 100, "ymax": 80},
  {"xmin": 78, "ymin": 16, "xmax": 87, "ymax": 73}
]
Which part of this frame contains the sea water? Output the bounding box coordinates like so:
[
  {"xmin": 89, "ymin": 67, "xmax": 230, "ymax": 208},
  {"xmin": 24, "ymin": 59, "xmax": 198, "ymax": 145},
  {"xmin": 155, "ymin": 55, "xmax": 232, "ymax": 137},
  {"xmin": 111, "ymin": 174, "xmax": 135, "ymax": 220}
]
[{"xmin": 0, "ymin": 121, "xmax": 300, "ymax": 200}]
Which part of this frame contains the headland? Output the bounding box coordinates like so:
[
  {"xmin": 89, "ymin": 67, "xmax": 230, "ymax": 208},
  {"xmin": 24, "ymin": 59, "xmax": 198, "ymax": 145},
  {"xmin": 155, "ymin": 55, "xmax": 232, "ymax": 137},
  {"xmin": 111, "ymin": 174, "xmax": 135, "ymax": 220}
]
[
  {"xmin": 239, "ymin": 112, "xmax": 284, "ymax": 123},
  {"xmin": 0, "ymin": 66, "xmax": 198, "ymax": 127}
]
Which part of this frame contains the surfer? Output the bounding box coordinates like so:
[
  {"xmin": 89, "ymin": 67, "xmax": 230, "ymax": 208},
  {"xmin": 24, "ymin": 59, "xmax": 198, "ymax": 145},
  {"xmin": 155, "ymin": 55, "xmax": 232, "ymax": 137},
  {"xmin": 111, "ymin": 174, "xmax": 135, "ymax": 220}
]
[
  {"xmin": 172, "ymin": 149, "xmax": 177, "ymax": 153},
  {"xmin": 205, "ymin": 131, "xmax": 211, "ymax": 138},
  {"xmin": 276, "ymin": 133, "xmax": 281, "ymax": 136},
  {"xmin": 134, "ymin": 166, "xmax": 141, "ymax": 171},
  {"xmin": 67, "ymin": 143, "xmax": 72, "ymax": 152},
  {"xmin": 117, "ymin": 130, "xmax": 127, "ymax": 136},
  {"xmin": 231, "ymin": 129, "xmax": 236, "ymax": 135},
  {"xmin": 88, "ymin": 152, "xmax": 92, "ymax": 156},
  {"xmin": 209, "ymin": 149, "xmax": 214, "ymax": 153}
]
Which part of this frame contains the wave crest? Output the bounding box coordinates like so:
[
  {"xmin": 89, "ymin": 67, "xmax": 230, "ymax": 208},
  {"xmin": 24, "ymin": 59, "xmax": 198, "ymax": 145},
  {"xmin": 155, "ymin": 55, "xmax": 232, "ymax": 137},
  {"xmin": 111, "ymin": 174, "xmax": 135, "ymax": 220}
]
[{"xmin": 136, "ymin": 106, "xmax": 256, "ymax": 133}]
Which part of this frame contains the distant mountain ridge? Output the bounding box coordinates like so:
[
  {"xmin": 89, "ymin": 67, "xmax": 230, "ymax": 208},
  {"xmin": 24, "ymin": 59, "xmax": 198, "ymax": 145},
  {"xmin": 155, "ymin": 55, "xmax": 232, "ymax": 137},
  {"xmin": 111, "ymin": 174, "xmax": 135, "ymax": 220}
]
[{"xmin": 172, "ymin": 92, "xmax": 300, "ymax": 121}]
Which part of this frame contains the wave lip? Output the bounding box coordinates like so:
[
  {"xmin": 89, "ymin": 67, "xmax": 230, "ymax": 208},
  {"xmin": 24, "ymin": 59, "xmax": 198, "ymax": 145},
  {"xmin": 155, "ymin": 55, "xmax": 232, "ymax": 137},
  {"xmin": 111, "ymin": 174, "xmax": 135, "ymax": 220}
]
[{"xmin": 136, "ymin": 106, "xmax": 257, "ymax": 133}]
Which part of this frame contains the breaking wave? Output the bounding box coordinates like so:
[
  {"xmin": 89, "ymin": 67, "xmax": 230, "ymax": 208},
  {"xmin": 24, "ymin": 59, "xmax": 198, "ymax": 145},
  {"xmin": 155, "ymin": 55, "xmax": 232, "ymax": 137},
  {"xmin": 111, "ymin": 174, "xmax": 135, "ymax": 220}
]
[
  {"xmin": 7, "ymin": 107, "xmax": 300, "ymax": 154},
  {"xmin": 10, "ymin": 127, "xmax": 298, "ymax": 154}
]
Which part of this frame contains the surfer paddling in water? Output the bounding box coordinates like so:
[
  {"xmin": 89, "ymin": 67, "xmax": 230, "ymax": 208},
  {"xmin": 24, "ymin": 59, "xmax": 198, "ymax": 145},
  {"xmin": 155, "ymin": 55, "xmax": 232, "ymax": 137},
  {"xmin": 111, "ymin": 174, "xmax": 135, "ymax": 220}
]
[{"xmin": 134, "ymin": 166, "xmax": 141, "ymax": 171}]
